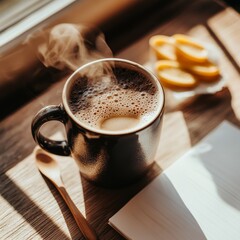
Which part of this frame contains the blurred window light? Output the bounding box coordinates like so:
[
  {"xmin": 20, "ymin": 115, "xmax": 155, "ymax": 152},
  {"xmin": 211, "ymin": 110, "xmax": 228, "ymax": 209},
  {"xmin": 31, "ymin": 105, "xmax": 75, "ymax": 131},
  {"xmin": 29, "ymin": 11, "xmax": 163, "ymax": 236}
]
[{"xmin": 0, "ymin": 0, "xmax": 76, "ymax": 48}]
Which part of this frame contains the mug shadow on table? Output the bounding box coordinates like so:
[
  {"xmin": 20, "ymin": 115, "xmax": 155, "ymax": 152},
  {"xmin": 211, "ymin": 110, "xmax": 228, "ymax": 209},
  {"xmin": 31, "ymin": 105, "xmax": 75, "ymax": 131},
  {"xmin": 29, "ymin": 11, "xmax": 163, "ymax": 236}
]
[{"xmin": 80, "ymin": 161, "xmax": 162, "ymax": 239}]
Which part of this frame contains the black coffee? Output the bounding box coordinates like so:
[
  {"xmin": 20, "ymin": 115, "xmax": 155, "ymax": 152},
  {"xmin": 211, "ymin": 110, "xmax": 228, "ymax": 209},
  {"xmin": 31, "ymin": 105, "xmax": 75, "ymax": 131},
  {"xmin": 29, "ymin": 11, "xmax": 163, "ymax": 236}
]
[{"xmin": 68, "ymin": 65, "xmax": 160, "ymax": 132}]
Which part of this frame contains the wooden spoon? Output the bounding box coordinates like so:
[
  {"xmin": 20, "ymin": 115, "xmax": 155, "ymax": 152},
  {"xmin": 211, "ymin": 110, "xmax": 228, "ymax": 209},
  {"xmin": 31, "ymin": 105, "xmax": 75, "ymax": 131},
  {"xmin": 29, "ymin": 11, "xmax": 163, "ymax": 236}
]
[{"xmin": 35, "ymin": 148, "xmax": 98, "ymax": 240}]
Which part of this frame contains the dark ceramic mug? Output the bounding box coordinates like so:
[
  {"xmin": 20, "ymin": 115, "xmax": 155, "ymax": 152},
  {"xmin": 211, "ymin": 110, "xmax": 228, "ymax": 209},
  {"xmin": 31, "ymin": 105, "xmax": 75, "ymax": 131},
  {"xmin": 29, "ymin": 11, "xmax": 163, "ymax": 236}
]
[{"xmin": 32, "ymin": 58, "xmax": 165, "ymax": 187}]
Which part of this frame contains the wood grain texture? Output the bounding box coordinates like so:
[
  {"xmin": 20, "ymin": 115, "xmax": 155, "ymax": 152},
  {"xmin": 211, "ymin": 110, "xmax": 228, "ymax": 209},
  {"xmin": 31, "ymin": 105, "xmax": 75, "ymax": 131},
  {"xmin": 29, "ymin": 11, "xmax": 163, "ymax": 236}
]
[
  {"xmin": 208, "ymin": 7, "xmax": 240, "ymax": 67},
  {"xmin": 1, "ymin": 0, "xmax": 240, "ymax": 239}
]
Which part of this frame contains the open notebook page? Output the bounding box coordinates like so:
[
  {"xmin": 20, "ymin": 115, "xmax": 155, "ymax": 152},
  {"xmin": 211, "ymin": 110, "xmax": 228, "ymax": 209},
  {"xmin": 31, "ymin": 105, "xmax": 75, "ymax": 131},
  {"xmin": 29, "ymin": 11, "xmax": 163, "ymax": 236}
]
[{"xmin": 109, "ymin": 121, "xmax": 240, "ymax": 240}]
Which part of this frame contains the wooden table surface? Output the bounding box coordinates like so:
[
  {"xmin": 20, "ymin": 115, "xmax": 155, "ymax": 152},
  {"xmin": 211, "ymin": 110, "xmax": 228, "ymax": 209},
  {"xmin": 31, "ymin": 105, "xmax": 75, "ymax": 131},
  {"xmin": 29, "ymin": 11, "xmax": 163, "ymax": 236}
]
[{"xmin": 1, "ymin": 0, "xmax": 240, "ymax": 239}]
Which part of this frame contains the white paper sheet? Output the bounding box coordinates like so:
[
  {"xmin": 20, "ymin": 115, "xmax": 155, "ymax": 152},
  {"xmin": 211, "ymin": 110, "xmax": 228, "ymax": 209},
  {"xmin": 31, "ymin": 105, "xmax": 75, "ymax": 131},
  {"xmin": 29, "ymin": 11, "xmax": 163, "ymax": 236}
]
[{"xmin": 109, "ymin": 121, "xmax": 240, "ymax": 240}]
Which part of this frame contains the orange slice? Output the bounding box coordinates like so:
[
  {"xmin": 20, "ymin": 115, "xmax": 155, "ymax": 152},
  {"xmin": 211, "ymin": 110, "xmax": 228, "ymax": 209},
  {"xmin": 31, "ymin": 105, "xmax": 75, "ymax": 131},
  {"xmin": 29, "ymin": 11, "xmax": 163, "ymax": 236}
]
[
  {"xmin": 173, "ymin": 34, "xmax": 208, "ymax": 63},
  {"xmin": 149, "ymin": 35, "xmax": 176, "ymax": 61},
  {"xmin": 155, "ymin": 60, "xmax": 197, "ymax": 89}
]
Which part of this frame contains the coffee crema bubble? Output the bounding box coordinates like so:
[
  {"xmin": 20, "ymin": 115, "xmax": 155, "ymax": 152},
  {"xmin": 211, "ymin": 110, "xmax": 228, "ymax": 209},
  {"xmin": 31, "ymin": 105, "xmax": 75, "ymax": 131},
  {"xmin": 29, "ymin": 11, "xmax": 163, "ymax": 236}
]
[{"xmin": 68, "ymin": 67, "xmax": 159, "ymax": 132}]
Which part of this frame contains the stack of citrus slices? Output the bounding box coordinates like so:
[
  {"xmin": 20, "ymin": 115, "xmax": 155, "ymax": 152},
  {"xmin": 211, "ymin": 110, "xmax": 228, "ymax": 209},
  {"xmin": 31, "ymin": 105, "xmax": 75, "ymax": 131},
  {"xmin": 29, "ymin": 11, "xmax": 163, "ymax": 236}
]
[{"xmin": 149, "ymin": 34, "xmax": 221, "ymax": 90}]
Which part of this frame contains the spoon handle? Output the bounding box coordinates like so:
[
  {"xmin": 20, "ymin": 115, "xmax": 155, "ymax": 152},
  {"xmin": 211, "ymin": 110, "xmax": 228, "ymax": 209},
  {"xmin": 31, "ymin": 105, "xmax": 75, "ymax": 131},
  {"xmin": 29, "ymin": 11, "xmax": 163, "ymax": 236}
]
[{"xmin": 58, "ymin": 186, "xmax": 98, "ymax": 240}]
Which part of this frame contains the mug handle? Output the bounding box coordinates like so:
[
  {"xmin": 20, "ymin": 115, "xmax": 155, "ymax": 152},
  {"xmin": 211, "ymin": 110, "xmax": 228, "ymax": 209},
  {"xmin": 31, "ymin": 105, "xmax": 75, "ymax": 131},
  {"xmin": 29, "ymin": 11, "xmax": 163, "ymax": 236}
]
[{"xmin": 31, "ymin": 105, "xmax": 71, "ymax": 156}]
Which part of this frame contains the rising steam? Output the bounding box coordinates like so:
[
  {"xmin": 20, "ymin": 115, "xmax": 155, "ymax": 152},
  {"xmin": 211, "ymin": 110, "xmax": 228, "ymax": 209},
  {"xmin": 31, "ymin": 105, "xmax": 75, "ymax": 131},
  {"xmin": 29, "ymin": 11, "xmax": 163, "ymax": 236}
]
[{"xmin": 27, "ymin": 23, "xmax": 113, "ymax": 71}]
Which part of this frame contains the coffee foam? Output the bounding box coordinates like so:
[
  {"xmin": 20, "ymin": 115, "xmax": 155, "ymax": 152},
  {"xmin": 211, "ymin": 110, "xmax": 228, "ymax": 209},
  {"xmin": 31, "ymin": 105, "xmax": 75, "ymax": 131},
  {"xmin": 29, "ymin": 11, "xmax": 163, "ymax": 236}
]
[{"xmin": 68, "ymin": 67, "xmax": 159, "ymax": 131}]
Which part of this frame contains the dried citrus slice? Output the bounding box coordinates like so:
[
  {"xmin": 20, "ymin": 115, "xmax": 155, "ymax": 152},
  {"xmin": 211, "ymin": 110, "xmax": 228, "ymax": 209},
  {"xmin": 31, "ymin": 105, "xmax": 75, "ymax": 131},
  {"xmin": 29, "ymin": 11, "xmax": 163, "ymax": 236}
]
[
  {"xmin": 173, "ymin": 34, "xmax": 208, "ymax": 63},
  {"xmin": 155, "ymin": 60, "xmax": 197, "ymax": 89},
  {"xmin": 187, "ymin": 63, "xmax": 221, "ymax": 82},
  {"xmin": 149, "ymin": 35, "xmax": 176, "ymax": 61}
]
